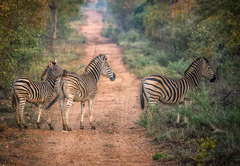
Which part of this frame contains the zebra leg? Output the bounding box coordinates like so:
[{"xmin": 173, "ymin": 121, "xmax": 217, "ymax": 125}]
[
  {"xmin": 15, "ymin": 102, "xmax": 21, "ymax": 128},
  {"xmin": 176, "ymin": 103, "xmax": 183, "ymax": 126},
  {"xmin": 89, "ymin": 99, "xmax": 95, "ymax": 129},
  {"xmin": 19, "ymin": 100, "xmax": 28, "ymax": 129},
  {"xmin": 147, "ymin": 102, "xmax": 155, "ymax": 121},
  {"xmin": 45, "ymin": 100, "xmax": 54, "ymax": 130},
  {"xmin": 14, "ymin": 95, "xmax": 21, "ymax": 128},
  {"xmin": 65, "ymin": 98, "xmax": 73, "ymax": 131},
  {"xmin": 59, "ymin": 95, "xmax": 66, "ymax": 130},
  {"xmin": 36, "ymin": 103, "xmax": 43, "ymax": 129},
  {"xmin": 176, "ymin": 113, "xmax": 181, "ymax": 124},
  {"xmin": 47, "ymin": 110, "xmax": 54, "ymax": 130},
  {"xmin": 80, "ymin": 101, "xmax": 85, "ymax": 129},
  {"xmin": 184, "ymin": 100, "xmax": 192, "ymax": 125}
]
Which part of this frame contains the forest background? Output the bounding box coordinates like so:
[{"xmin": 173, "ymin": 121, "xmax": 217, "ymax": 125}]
[{"xmin": 0, "ymin": 0, "xmax": 240, "ymax": 165}]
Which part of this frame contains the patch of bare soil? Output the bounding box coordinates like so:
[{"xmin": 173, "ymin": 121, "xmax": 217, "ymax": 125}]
[{"xmin": 0, "ymin": 8, "xmax": 158, "ymax": 166}]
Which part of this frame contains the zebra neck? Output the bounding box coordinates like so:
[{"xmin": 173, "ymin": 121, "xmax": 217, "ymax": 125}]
[
  {"xmin": 43, "ymin": 72, "xmax": 55, "ymax": 89},
  {"xmin": 85, "ymin": 66, "xmax": 101, "ymax": 83},
  {"xmin": 184, "ymin": 69, "xmax": 202, "ymax": 91}
]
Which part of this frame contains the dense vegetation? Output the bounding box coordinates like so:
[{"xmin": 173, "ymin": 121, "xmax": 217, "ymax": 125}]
[
  {"xmin": 0, "ymin": 0, "xmax": 85, "ymax": 97},
  {"xmin": 100, "ymin": 0, "xmax": 240, "ymax": 165},
  {"xmin": 0, "ymin": 0, "xmax": 86, "ymax": 129}
]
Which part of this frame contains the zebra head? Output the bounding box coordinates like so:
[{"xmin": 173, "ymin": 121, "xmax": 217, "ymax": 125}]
[
  {"xmin": 100, "ymin": 54, "xmax": 116, "ymax": 81},
  {"xmin": 48, "ymin": 61, "xmax": 67, "ymax": 79},
  {"xmin": 201, "ymin": 57, "xmax": 216, "ymax": 82}
]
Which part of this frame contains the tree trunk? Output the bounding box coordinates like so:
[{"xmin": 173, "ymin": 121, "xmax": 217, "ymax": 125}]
[
  {"xmin": 49, "ymin": 1, "xmax": 58, "ymax": 39},
  {"xmin": 170, "ymin": 0, "xmax": 178, "ymax": 29},
  {"xmin": 188, "ymin": 0, "xmax": 192, "ymax": 21}
]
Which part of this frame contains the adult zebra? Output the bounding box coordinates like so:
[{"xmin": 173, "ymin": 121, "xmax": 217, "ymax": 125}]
[
  {"xmin": 11, "ymin": 61, "xmax": 67, "ymax": 130},
  {"xmin": 46, "ymin": 54, "xmax": 116, "ymax": 131},
  {"xmin": 140, "ymin": 57, "xmax": 216, "ymax": 124}
]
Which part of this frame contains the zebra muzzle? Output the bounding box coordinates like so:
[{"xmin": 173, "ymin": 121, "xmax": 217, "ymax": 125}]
[
  {"xmin": 210, "ymin": 75, "xmax": 216, "ymax": 82},
  {"xmin": 110, "ymin": 72, "xmax": 116, "ymax": 81}
]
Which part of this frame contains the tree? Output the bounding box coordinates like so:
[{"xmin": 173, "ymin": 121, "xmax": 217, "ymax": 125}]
[
  {"xmin": 196, "ymin": 0, "xmax": 240, "ymax": 48},
  {"xmin": 0, "ymin": 0, "xmax": 47, "ymax": 90},
  {"xmin": 49, "ymin": 0, "xmax": 58, "ymax": 39}
]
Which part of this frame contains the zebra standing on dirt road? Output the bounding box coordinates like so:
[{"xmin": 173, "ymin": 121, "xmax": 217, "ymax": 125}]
[
  {"xmin": 46, "ymin": 54, "xmax": 116, "ymax": 131},
  {"xmin": 11, "ymin": 61, "xmax": 67, "ymax": 130},
  {"xmin": 140, "ymin": 57, "xmax": 216, "ymax": 124}
]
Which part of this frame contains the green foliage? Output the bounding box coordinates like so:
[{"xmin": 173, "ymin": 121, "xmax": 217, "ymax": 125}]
[
  {"xmin": 96, "ymin": 0, "xmax": 107, "ymax": 11},
  {"xmin": 107, "ymin": 0, "xmax": 144, "ymax": 31},
  {"xmin": 152, "ymin": 152, "xmax": 175, "ymax": 161},
  {"xmin": 188, "ymin": 21, "xmax": 219, "ymax": 59},
  {"xmin": 196, "ymin": 0, "xmax": 240, "ymax": 48},
  {"xmin": 56, "ymin": 0, "xmax": 82, "ymax": 39},
  {"xmin": 152, "ymin": 152, "xmax": 163, "ymax": 160},
  {"xmin": 217, "ymin": 55, "xmax": 240, "ymax": 88},
  {"xmin": 164, "ymin": 58, "xmax": 191, "ymax": 78},
  {"xmin": 192, "ymin": 137, "xmax": 217, "ymax": 166},
  {"xmin": 0, "ymin": 0, "xmax": 47, "ymax": 90},
  {"xmin": 143, "ymin": 2, "xmax": 170, "ymax": 39},
  {"xmin": 0, "ymin": 0, "xmax": 84, "ymax": 97}
]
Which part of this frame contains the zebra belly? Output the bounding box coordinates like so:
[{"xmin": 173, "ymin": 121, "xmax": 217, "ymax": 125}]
[
  {"xmin": 159, "ymin": 95, "xmax": 185, "ymax": 104},
  {"xmin": 26, "ymin": 98, "xmax": 45, "ymax": 103}
]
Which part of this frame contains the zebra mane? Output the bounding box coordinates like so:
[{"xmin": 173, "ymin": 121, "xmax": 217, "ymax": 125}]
[
  {"xmin": 40, "ymin": 69, "xmax": 48, "ymax": 80},
  {"xmin": 85, "ymin": 54, "xmax": 104, "ymax": 72},
  {"xmin": 40, "ymin": 62, "xmax": 56, "ymax": 80},
  {"xmin": 184, "ymin": 57, "xmax": 209, "ymax": 76}
]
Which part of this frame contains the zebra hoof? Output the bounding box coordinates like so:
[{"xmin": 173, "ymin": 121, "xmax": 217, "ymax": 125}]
[
  {"xmin": 65, "ymin": 126, "xmax": 72, "ymax": 131},
  {"xmin": 49, "ymin": 124, "xmax": 54, "ymax": 130},
  {"xmin": 183, "ymin": 123, "xmax": 187, "ymax": 128},
  {"xmin": 91, "ymin": 126, "xmax": 96, "ymax": 130},
  {"xmin": 17, "ymin": 124, "xmax": 22, "ymax": 129},
  {"xmin": 80, "ymin": 126, "xmax": 84, "ymax": 129},
  {"xmin": 36, "ymin": 123, "xmax": 41, "ymax": 129},
  {"xmin": 176, "ymin": 123, "xmax": 180, "ymax": 128}
]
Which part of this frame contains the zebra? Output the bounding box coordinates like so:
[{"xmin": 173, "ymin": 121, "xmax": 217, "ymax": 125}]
[
  {"xmin": 140, "ymin": 57, "xmax": 216, "ymax": 124},
  {"xmin": 11, "ymin": 61, "xmax": 67, "ymax": 130},
  {"xmin": 46, "ymin": 54, "xmax": 116, "ymax": 131}
]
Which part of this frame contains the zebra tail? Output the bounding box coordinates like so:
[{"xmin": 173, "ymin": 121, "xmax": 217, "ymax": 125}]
[
  {"xmin": 140, "ymin": 81, "xmax": 145, "ymax": 110},
  {"xmin": 45, "ymin": 78, "xmax": 63, "ymax": 110},
  {"xmin": 11, "ymin": 88, "xmax": 17, "ymax": 109}
]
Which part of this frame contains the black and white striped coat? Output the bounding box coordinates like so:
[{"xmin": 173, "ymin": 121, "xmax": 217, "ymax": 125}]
[
  {"xmin": 46, "ymin": 54, "xmax": 116, "ymax": 131},
  {"xmin": 11, "ymin": 61, "xmax": 67, "ymax": 130},
  {"xmin": 140, "ymin": 57, "xmax": 216, "ymax": 123}
]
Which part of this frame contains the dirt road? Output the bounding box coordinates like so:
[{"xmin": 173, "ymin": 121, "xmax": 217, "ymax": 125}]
[
  {"xmin": 39, "ymin": 9, "xmax": 155, "ymax": 165},
  {"xmin": 0, "ymin": 7, "xmax": 156, "ymax": 166}
]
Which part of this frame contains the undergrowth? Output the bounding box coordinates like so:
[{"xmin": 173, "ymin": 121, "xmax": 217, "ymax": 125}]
[{"xmin": 138, "ymin": 88, "xmax": 240, "ymax": 165}]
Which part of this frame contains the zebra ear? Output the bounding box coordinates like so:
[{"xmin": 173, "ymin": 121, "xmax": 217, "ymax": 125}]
[
  {"xmin": 103, "ymin": 55, "xmax": 107, "ymax": 61},
  {"xmin": 48, "ymin": 61, "xmax": 54, "ymax": 68},
  {"xmin": 102, "ymin": 54, "xmax": 107, "ymax": 61}
]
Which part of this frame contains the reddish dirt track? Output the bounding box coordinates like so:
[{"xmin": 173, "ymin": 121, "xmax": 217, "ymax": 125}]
[
  {"xmin": 39, "ymin": 9, "xmax": 155, "ymax": 165},
  {"xmin": 0, "ymin": 7, "xmax": 156, "ymax": 166}
]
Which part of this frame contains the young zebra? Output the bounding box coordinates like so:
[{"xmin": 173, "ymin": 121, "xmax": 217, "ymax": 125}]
[
  {"xmin": 140, "ymin": 57, "xmax": 216, "ymax": 124},
  {"xmin": 11, "ymin": 61, "xmax": 67, "ymax": 130},
  {"xmin": 46, "ymin": 54, "xmax": 116, "ymax": 131}
]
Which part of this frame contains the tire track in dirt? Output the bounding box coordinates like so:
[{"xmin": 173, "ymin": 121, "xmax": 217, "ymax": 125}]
[{"xmin": 36, "ymin": 9, "xmax": 155, "ymax": 165}]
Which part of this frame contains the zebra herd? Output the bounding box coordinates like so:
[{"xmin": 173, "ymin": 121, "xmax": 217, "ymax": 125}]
[{"xmin": 11, "ymin": 54, "xmax": 215, "ymax": 131}]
